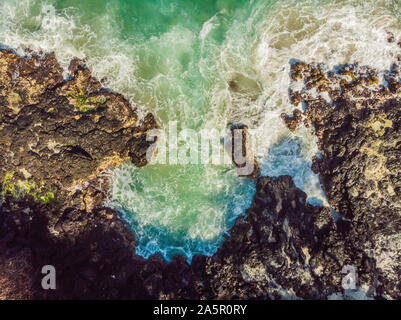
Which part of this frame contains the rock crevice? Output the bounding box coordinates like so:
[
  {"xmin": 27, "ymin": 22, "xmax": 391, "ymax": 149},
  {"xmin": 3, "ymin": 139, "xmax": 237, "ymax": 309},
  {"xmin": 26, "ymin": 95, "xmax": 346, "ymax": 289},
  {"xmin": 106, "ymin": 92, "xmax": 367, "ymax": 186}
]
[{"xmin": 0, "ymin": 49, "xmax": 400, "ymax": 299}]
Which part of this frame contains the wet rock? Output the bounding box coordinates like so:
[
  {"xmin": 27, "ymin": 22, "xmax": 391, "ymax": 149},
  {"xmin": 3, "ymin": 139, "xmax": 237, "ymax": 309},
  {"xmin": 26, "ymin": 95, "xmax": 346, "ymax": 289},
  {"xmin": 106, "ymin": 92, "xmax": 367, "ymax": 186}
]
[
  {"xmin": 1, "ymin": 47, "xmax": 400, "ymax": 300},
  {"xmin": 281, "ymin": 109, "xmax": 303, "ymax": 132},
  {"xmin": 0, "ymin": 48, "xmax": 160, "ymax": 299},
  {"xmin": 281, "ymin": 61, "xmax": 401, "ymax": 299},
  {"xmin": 68, "ymin": 57, "xmax": 86, "ymax": 75},
  {"xmin": 127, "ymin": 113, "xmax": 159, "ymax": 167},
  {"xmin": 226, "ymin": 124, "xmax": 260, "ymax": 179},
  {"xmin": 0, "ymin": 48, "xmax": 158, "ymax": 218},
  {"xmin": 199, "ymin": 175, "xmax": 356, "ymax": 299}
]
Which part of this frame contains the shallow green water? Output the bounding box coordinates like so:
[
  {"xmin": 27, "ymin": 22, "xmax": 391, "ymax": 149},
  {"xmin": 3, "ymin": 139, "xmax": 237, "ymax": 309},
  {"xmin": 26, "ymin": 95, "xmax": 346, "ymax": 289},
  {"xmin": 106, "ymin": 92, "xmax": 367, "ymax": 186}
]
[{"xmin": 1, "ymin": 0, "xmax": 401, "ymax": 261}]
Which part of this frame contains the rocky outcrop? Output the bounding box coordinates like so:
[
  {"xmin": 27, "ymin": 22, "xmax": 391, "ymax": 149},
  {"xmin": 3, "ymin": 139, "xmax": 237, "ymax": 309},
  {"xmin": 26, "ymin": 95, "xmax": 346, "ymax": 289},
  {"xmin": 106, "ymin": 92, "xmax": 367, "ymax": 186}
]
[
  {"xmin": 282, "ymin": 61, "xmax": 401, "ymax": 299},
  {"xmin": 0, "ymin": 48, "xmax": 158, "ymax": 298},
  {"xmin": 0, "ymin": 174, "xmax": 360, "ymax": 300},
  {"xmin": 1, "ymin": 47, "xmax": 400, "ymax": 300},
  {"xmin": 280, "ymin": 109, "xmax": 304, "ymax": 132},
  {"xmin": 0, "ymin": 48, "xmax": 158, "ymax": 225},
  {"xmin": 226, "ymin": 124, "xmax": 260, "ymax": 179},
  {"xmin": 202, "ymin": 176, "xmax": 339, "ymax": 299}
]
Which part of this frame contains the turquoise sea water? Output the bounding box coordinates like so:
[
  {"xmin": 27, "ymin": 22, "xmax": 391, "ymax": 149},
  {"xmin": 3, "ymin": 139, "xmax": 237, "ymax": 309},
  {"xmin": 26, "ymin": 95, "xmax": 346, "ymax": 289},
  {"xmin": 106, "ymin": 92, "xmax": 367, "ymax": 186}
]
[{"xmin": 1, "ymin": 0, "xmax": 401, "ymax": 261}]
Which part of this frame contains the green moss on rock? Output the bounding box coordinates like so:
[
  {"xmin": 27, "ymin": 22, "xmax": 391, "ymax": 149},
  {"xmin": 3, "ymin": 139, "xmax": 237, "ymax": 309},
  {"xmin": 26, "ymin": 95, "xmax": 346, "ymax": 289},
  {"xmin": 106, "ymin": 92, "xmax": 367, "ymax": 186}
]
[
  {"xmin": 69, "ymin": 89, "xmax": 107, "ymax": 112},
  {"xmin": 1, "ymin": 172, "xmax": 55, "ymax": 204}
]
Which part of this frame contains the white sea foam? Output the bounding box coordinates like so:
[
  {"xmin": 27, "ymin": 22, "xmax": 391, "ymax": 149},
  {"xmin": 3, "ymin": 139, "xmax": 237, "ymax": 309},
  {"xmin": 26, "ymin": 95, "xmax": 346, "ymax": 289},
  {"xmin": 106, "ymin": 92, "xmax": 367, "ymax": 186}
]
[
  {"xmin": 206, "ymin": 0, "xmax": 401, "ymax": 205},
  {"xmin": 108, "ymin": 163, "xmax": 256, "ymax": 261},
  {"xmin": 2, "ymin": 0, "xmax": 401, "ymax": 261}
]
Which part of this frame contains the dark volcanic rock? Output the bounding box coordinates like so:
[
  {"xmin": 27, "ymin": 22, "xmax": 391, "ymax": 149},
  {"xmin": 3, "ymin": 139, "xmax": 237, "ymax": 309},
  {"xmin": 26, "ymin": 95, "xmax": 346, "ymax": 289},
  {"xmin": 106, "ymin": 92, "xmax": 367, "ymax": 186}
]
[
  {"xmin": 0, "ymin": 48, "xmax": 159, "ymax": 221},
  {"xmin": 0, "ymin": 48, "xmax": 159, "ymax": 299},
  {"xmin": 281, "ymin": 109, "xmax": 304, "ymax": 132},
  {"xmin": 1, "ymin": 48, "xmax": 400, "ymax": 300},
  {"xmin": 283, "ymin": 61, "xmax": 401, "ymax": 299},
  {"xmin": 226, "ymin": 124, "xmax": 261, "ymax": 179},
  {"xmin": 201, "ymin": 175, "xmax": 378, "ymax": 300},
  {"xmin": 0, "ymin": 173, "xmax": 378, "ymax": 300}
]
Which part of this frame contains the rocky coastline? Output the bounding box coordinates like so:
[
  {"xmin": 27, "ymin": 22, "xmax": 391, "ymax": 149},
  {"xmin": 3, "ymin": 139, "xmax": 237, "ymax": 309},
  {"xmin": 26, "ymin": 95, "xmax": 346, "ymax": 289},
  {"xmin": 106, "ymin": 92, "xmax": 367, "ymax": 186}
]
[{"xmin": 0, "ymin": 47, "xmax": 399, "ymax": 299}]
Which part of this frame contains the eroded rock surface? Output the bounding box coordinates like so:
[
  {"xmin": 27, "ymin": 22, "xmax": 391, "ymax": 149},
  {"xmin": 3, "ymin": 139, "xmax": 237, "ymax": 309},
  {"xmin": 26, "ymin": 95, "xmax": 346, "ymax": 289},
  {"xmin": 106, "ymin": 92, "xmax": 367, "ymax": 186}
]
[
  {"xmin": 0, "ymin": 48, "xmax": 158, "ymax": 299},
  {"xmin": 283, "ymin": 61, "xmax": 401, "ymax": 299},
  {"xmin": 1, "ymin": 48, "xmax": 400, "ymax": 300},
  {"xmin": 0, "ymin": 174, "xmax": 361, "ymax": 300}
]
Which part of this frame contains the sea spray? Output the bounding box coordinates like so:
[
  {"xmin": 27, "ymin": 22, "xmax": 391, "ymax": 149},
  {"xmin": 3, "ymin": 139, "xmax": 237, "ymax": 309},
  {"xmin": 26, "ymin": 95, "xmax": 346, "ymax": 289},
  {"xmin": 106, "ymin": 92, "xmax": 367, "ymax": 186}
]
[{"xmin": 2, "ymin": 0, "xmax": 401, "ymax": 261}]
